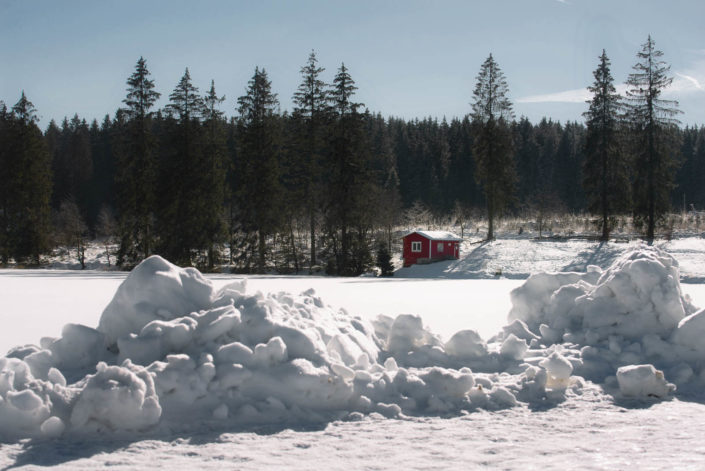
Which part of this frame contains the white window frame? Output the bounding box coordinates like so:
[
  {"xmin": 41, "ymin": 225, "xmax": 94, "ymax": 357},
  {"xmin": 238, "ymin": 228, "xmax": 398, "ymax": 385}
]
[
  {"xmin": 411, "ymin": 241, "xmax": 422, "ymax": 253},
  {"xmin": 437, "ymin": 242, "xmax": 443, "ymax": 251}
]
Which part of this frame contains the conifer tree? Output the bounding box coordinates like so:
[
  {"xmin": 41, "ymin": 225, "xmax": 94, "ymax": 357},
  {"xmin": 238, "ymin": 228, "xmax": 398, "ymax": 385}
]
[
  {"xmin": 583, "ymin": 50, "xmax": 628, "ymax": 240},
  {"xmin": 470, "ymin": 54, "xmax": 516, "ymax": 240},
  {"xmin": 376, "ymin": 242, "xmax": 394, "ymax": 277},
  {"xmin": 157, "ymin": 68, "xmax": 207, "ymax": 264},
  {"xmin": 0, "ymin": 101, "xmax": 9, "ymax": 263},
  {"xmin": 292, "ymin": 50, "xmax": 329, "ymax": 271},
  {"xmin": 201, "ymin": 80, "xmax": 228, "ymax": 268},
  {"xmin": 625, "ymin": 36, "xmax": 681, "ymax": 240},
  {"xmin": 236, "ymin": 67, "xmax": 283, "ymax": 272},
  {"xmin": 326, "ymin": 63, "xmax": 373, "ymax": 275},
  {"xmin": 2, "ymin": 93, "xmax": 52, "ymax": 264},
  {"xmin": 116, "ymin": 57, "xmax": 161, "ymax": 266}
]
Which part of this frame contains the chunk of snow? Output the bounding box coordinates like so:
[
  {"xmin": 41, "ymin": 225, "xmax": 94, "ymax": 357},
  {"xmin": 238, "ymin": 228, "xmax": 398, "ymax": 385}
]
[
  {"xmin": 500, "ymin": 334, "xmax": 528, "ymax": 360},
  {"xmin": 70, "ymin": 361, "xmax": 161, "ymax": 431},
  {"xmin": 616, "ymin": 364, "xmax": 675, "ymax": 398},
  {"xmin": 444, "ymin": 330, "xmax": 487, "ymax": 359},
  {"xmin": 539, "ymin": 351, "xmax": 573, "ymax": 389},
  {"xmin": 40, "ymin": 416, "xmax": 65, "ymax": 437},
  {"xmin": 672, "ymin": 308, "xmax": 705, "ymax": 356}
]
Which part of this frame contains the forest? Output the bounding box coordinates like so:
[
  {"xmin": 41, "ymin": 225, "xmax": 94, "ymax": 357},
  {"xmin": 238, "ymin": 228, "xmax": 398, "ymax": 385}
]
[{"xmin": 1, "ymin": 38, "xmax": 703, "ymax": 274}]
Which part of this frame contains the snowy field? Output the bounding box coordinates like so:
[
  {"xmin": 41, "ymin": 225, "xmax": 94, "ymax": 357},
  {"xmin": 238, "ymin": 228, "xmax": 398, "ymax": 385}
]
[{"xmin": 3, "ymin": 237, "xmax": 705, "ymax": 469}]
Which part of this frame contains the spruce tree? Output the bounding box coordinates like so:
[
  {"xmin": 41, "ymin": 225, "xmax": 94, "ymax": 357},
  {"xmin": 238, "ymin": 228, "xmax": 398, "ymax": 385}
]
[
  {"xmin": 583, "ymin": 50, "xmax": 628, "ymax": 240},
  {"xmin": 470, "ymin": 54, "xmax": 516, "ymax": 240},
  {"xmin": 3, "ymin": 93, "xmax": 52, "ymax": 264},
  {"xmin": 625, "ymin": 36, "xmax": 681, "ymax": 241},
  {"xmin": 158, "ymin": 68, "xmax": 206, "ymax": 265},
  {"xmin": 0, "ymin": 101, "xmax": 9, "ymax": 263},
  {"xmin": 292, "ymin": 50, "xmax": 329, "ymax": 271},
  {"xmin": 116, "ymin": 57, "xmax": 161, "ymax": 266},
  {"xmin": 201, "ymin": 80, "xmax": 228, "ymax": 268},
  {"xmin": 326, "ymin": 63, "xmax": 374, "ymax": 275},
  {"xmin": 236, "ymin": 67, "xmax": 283, "ymax": 272},
  {"xmin": 376, "ymin": 243, "xmax": 394, "ymax": 277}
]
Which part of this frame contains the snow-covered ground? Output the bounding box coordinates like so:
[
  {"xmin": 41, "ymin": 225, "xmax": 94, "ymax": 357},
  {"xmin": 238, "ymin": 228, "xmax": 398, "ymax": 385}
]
[{"xmin": 3, "ymin": 237, "xmax": 705, "ymax": 469}]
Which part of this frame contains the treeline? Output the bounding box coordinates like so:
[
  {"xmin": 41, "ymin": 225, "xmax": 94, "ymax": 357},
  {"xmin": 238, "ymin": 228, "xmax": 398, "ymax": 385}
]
[{"xmin": 1, "ymin": 42, "xmax": 703, "ymax": 272}]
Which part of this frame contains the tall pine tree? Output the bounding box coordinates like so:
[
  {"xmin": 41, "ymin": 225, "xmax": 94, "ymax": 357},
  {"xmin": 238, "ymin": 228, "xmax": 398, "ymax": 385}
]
[
  {"xmin": 325, "ymin": 63, "xmax": 374, "ymax": 275},
  {"xmin": 625, "ymin": 36, "xmax": 681, "ymax": 240},
  {"xmin": 116, "ymin": 57, "xmax": 161, "ymax": 265},
  {"xmin": 201, "ymin": 80, "xmax": 228, "ymax": 268},
  {"xmin": 583, "ymin": 50, "xmax": 628, "ymax": 240},
  {"xmin": 470, "ymin": 54, "xmax": 515, "ymax": 240},
  {"xmin": 292, "ymin": 50, "xmax": 329, "ymax": 271},
  {"xmin": 158, "ymin": 68, "xmax": 206, "ymax": 265},
  {"xmin": 2, "ymin": 93, "xmax": 52, "ymax": 264},
  {"xmin": 236, "ymin": 67, "xmax": 283, "ymax": 272}
]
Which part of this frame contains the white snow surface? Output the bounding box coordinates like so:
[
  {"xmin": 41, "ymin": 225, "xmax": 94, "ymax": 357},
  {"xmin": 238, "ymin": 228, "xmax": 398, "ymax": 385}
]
[
  {"xmin": 407, "ymin": 230, "xmax": 463, "ymax": 241},
  {"xmin": 4, "ymin": 239, "xmax": 705, "ymax": 468}
]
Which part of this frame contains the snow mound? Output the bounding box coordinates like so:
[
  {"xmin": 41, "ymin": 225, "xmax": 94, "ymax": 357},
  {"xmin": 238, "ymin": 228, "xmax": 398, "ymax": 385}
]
[
  {"xmin": 0, "ymin": 256, "xmax": 524, "ymax": 440},
  {"xmin": 506, "ymin": 244, "xmax": 705, "ymax": 391},
  {"xmin": 510, "ymin": 245, "xmax": 690, "ymax": 342},
  {"xmin": 98, "ymin": 256, "xmax": 215, "ymax": 345},
  {"xmin": 616, "ymin": 364, "xmax": 675, "ymax": 398}
]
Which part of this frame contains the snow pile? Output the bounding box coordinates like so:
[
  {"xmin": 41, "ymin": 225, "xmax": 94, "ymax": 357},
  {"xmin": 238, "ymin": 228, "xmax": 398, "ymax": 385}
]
[
  {"xmin": 4, "ymin": 245, "xmax": 705, "ymax": 441},
  {"xmin": 505, "ymin": 244, "xmax": 705, "ymax": 393},
  {"xmin": 0, "ymin": 256, "xmax": 527, "ymax": 440},
  {"xmin": 510, "ymin": 245, "xmax": 691, "ymax": 343}
]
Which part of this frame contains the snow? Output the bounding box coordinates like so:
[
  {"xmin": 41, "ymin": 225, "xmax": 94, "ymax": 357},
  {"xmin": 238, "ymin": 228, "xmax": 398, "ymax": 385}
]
[
  {"xmin": 616, "ymin": 364, "xmax": 675, "ymax": 398},
  {"xmin": 407, "ymin": 230, "xmax": 463, "ymax": 241},
  {"xmin": 4, "ymin": 238, "xmax": 705, "ymax": 467}
]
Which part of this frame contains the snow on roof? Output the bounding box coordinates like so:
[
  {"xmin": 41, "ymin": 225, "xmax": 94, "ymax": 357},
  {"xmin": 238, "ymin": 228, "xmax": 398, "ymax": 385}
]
[{"xmin": 404, "ymin": 230, "xmax": 462, "ymax": 241}]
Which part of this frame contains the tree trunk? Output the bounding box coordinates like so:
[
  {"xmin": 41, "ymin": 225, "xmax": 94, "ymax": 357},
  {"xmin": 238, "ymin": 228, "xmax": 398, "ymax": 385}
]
[
  {"xmin": 258, "ymin": 230, "xmax": 266, "ymax": 273},
  {"xmin": 290, "ymin": 222, "xmax": 299, "ymax": 274},
  {"xmin": 601, "ymin": 143, "xmax": 609, "ymax": 241},
  {"xmin": 309, "ymin": 209, "xmax": 316, "ymax": 272},
  {"xmin": 105, "ymin": 242, "xmax": 111, "ymax": 267}
]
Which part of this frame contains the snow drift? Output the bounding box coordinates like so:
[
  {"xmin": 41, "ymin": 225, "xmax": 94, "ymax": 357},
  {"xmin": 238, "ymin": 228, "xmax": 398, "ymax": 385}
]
[
  {"xmin": 506, "ymin": 244, "xmax": 705, "ymax": 390},
  {"xmin": 0, "ymin": 256, "xmax": 518, "ymax": 439},
  {"xmin": 2, "ymin": 245, "xmax": 705, "ymax": 440}
]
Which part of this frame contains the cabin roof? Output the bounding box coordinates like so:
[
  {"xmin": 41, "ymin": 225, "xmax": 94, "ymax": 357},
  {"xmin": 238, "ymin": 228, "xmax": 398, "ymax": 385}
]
[{"xmin": 403, "ymin": 230, "xmax": 462, "ymax": 241}]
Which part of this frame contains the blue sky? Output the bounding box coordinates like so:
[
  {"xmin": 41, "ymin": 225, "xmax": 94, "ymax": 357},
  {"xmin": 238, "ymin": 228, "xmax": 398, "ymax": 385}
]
[{"xmin": 2, "ymin": 0, "xmax": 704, "ymax": 128}]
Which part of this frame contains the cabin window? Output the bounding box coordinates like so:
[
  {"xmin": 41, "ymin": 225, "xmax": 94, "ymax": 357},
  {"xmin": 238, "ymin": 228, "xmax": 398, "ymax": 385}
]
[
  {"xmin": 411, "ymin": 241, "xmax": 422, "ymax": 252},
  {"xmin": 437, "ymin": 242, "xmax": 443, "ymax": 251}
]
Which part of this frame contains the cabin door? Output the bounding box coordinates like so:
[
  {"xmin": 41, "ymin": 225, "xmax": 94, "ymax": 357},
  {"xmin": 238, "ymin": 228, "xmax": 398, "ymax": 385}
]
[{"xmin": 454, "ymin": 244, "xmax": 459, "ymax": 258}]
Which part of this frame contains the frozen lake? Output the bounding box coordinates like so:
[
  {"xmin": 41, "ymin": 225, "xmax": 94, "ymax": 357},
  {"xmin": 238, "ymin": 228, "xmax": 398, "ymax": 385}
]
[
  {"xmin": 0, "ymin": 270, "xmax": 525, "ymax": 355},
  {"xmin": 2, "ymin": 269, "xmax": 705, "ymax": 356}
]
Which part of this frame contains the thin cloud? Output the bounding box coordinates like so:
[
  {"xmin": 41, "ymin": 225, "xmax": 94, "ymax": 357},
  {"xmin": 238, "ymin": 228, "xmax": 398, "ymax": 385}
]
[
  {"xmin": 516, "ymin": 87, "xmax": 590, "ymax": 104},
  {"xmin": 517, "ymin": 78, "xmax": 705, "ymax": 104},
  {"xmin": 672, "ymin": 72, "xmax": 703, "ymax": 92}
]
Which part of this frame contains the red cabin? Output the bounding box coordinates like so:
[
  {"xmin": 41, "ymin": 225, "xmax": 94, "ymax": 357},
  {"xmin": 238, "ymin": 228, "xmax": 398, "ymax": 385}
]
[{"xmin": 402, "ymin": 231, "xmax": 462, "ymax": 267}]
